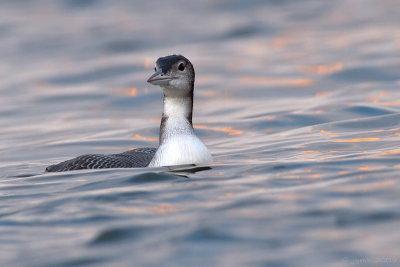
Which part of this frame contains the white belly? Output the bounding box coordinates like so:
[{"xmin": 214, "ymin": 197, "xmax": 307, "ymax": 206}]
[{"xmin": 148, "ymin": 135, "xmax": 212, "ymax": 167}]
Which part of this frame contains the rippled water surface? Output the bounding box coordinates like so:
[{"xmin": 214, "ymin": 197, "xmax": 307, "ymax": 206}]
[{"xmin": 1, "ymin": 0, "xmax": 400, "ymax": 266}]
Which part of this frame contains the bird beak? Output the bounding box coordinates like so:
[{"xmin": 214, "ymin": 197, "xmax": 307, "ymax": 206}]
[{"xmin": 147, "ymin": 69, "xmax": 173, "ymax": 86}]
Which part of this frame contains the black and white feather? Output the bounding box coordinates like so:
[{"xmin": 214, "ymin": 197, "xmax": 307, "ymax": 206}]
[{"xmin": 46, "ymin": 148, "xmax": 156, "ymax": 172}]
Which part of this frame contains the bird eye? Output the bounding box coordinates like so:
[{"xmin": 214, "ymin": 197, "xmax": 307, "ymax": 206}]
[
  {"xmin": 154, "ymin": 67, "xmax": 156, "ymax": 72},
  {"xmin": 178, "ymin": 63, "xmax": 185, "ymax": 71}
]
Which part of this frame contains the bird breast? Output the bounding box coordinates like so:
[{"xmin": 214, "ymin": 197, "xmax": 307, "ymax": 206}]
[{"xmin": 148, "ymin": 134, "xmax": 212, "ymax": 167}]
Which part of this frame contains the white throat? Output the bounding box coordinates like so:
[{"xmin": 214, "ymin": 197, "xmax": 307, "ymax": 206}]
[
  {"xmin": 163, "ymin": 97, "xmax": 192, "ymax": 122},
  {"xmin": 148, "ymin": 96, "xmax": 212, "ymax": 167}
]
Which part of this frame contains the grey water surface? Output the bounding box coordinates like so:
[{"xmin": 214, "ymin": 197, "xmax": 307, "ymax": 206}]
[{"xmin": 1, "ymin": 0, "xmax": 400, "ymax": 266}]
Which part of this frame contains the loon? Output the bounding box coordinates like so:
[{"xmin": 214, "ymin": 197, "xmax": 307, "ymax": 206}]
[{"xmin": 46, "ymin": 55, "xmax": 212, "ymax": 172}]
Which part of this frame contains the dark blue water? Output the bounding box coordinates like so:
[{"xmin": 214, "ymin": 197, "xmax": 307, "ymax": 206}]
[{"xmin": 1, "ymin": 0, "xmax": 400, "ymax": 266}]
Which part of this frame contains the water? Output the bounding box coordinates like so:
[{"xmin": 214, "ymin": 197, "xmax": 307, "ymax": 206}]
[{"xmin": 1, "ymin": 0, "xmax": 400, "ymax": 266}]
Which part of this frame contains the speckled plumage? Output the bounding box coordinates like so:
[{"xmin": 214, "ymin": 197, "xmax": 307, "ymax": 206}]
[{"xmin": 46, "ymin": 148, "xmax": 156, "ymax": 172}]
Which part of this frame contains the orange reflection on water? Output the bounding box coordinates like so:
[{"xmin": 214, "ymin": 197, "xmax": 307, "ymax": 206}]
[
  {"xmin": 308, "ymin": 174, "xmax": 322, "ymax": 179},
  {"xmin": 301, "ymin": 150, "xmax": 321, "ymax": 154},
  {"xmin": 218, "ymin": 127, "xmax": 244, "ymax": 136},
  {"xmin": 195, "ymin": 124, "xmax": 244, "ymax": 136},
  {"xmin": 314, "ymin": 91, "xmax": 330, "ymax": 97},
  {"xmin": 218, "ymin": 192, "xmax": 234, "ymax": 199},
  {"xmin": 238, "ymin": 76, "xmax": 314, "ymax": 87},
  {"xmin": 358, "ymin": 165, "xmax": 375, "ymax": 171},
  {"xmin": 149, "ymin": 117, "xmax": 161, "ymax": 123},
  {"xmin": 133, "ymin": 133, "xmax": 157, "ymax": 142},
  {"xmin": 300, "ymin": 62, "xmax": 343, "ymax": 75},
  {"xmin": 320, "ymin": 130, "xmax": 332, "ymax": 134},
  {"xmin": 271, "ymin": 36, "xmax": 294, "ymax": 49},
  {"xmin": 112, "ymin": 87, "xmax": 138, "ymax": 97},
  {"xmin": 378, "ymin": 91, "xmax": 390, "ymax": 97},
  {"xmin": 319, "ymin": 130, "xmax": 340, "ymax": 137},
  {"xmin": 194, "ymin": 125, "xmax": 208, "ymax": 129},
  {"xmin": 331, "ymin": 35, "xmax": 349, "ymax": 49},
  {"xmin": 333, "ymin": 138, "xmax": 380, "ymax": 143},
  {"xmin": 368, "ymin": 96, "xmax": 400, "ymax": 106},
  {"xmin": 298, "ymin": 149, "xmax": 341, "ymax": 161},
  {"xmin": 151, "ymin": 203, "xmax": 177, "ymax": 214},
  {"xmin": 199, "ymin": 89, "xmax": 220, "ymax": 97},
  {"xmin": 247, "ymin": 42, "xmax": 271, "ymax": 56},
  {"xmin": 276, "ymin": 193, "xmax": 302, "ymax": 201},
  {"xmin": 142, "ymin": 57, "xmax": 153, "ymax": 68},
  {"xmin": 372, "ymin": 128, "xmax": 399, "ymax": 133},
  {"xmin": 265, "ymin": 115, "xmax": 276, "ymax": 121},
  {"xmin": 126, "ymin": 88, "xmax": 138, "ymax": 96},
  {"xmin": 380, "ymin": 150, "xmax": 400, "ymax": 156}
]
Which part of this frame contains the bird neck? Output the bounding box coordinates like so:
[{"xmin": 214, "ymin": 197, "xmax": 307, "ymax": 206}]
[
  {"xmin": 159, "ymin": 95, "xmax": 193, "ymax": 145},
  {"xmin": 149, "ymin": 90, "xmax": 212, "ymax": 168}
]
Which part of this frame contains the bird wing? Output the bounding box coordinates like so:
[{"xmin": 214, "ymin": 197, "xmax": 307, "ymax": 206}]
[{"xmin": 45, "ymin": 148, "xmax": 157, "ymax": 172}]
